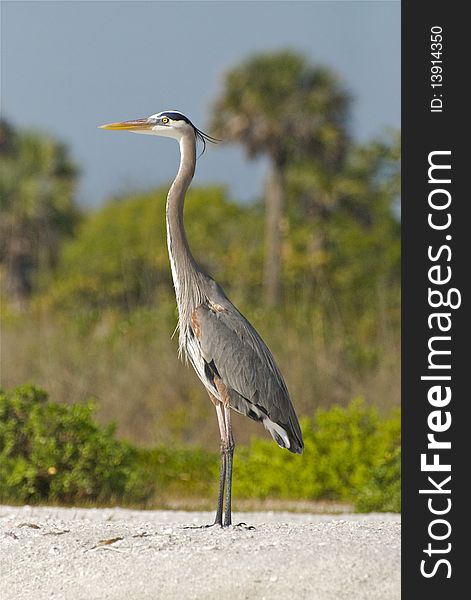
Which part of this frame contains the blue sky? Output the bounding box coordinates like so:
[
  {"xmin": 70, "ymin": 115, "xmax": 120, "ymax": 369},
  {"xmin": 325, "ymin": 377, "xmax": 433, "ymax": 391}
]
[{"xmin": 1, "ymin": 1, "xmax": 400, "ymax": 207}]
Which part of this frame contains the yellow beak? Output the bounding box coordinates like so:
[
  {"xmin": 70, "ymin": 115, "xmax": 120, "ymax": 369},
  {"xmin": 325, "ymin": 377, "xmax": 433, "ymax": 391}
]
[{"xmin": 99, "ymin": 119, "xmax": 152, "ymax": 131}]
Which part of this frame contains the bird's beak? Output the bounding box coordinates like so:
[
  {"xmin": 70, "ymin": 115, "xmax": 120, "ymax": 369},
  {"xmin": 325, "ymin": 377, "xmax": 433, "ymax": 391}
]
[{"xmin": 99, "ymin": 118, "xmax": 153, "ymax": 131}]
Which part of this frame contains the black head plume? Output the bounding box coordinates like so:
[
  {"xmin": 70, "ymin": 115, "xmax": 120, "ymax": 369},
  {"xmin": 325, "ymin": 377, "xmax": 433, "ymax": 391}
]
[{"xmin": 194, "ymin": 126, "xmax": 220, "ymax": 157}]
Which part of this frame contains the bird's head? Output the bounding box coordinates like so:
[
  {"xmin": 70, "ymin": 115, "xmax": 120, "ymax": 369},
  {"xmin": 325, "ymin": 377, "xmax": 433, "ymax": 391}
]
[{"xmin": 99, "ymin": 110, "xmax": 218, "ymax": 151}]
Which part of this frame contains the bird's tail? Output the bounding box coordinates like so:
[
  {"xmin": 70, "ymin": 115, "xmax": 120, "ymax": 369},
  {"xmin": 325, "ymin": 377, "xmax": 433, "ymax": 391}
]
[{"xmin": 263, "ymin": 414, "xmax": 304, "ymax": 455}]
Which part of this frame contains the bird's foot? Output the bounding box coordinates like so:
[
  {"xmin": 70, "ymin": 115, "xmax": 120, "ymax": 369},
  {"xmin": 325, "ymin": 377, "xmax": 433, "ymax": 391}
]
[
  {"xmin": 182, "ymin": 521, "xmax": 254, "ymax": 530},
  {"xmin": 233, "ymin": 522, "xmax": 256, "ymax": 530},
  {"xmin": 182, "ymin": 521, "xmax": 223, "ymax": 530}
]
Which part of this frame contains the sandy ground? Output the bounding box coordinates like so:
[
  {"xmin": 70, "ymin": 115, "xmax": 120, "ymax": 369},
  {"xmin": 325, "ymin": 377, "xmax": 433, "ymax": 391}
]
[{"xmin": 0, "ymin": 505, "xmax": 400, "ymax": 600}]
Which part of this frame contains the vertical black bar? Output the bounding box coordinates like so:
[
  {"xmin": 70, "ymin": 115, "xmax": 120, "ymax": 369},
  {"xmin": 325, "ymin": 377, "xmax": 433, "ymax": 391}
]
[{"xmin": 402, "ymin": 1, "xmax": 468, "ymax": 597}]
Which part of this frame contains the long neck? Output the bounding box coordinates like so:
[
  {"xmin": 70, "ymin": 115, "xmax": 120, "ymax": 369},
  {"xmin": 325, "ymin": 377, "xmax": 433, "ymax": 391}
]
[{"xmin": 166, "ymin": 133, "xmax": 205, "ymax": 335}]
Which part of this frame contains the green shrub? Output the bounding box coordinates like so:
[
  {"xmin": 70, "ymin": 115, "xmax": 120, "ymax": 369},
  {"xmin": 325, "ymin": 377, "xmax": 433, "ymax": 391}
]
[
  {"xmin": 0, "ymin": 386, "xmax": 400, "ymax": 511},
  {"xmin": 354, "ymin": 415, "xmax": 401, "ymax": 513},
  {"xmin": 0, "ymin": 385, "xmax": 150, "ymax": 505}
]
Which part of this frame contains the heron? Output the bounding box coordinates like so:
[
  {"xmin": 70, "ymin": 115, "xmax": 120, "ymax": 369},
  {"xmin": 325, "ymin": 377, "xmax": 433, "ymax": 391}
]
[{"xmin": 100, "ymin": 110, "xmax": 303, "ymax": 527}]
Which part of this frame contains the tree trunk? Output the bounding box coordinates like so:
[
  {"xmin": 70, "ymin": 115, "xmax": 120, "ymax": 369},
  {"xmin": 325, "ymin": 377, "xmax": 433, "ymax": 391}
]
[
  {"xmin": 2, "ymin": 233, "xmax": 33, "ymax": 311},
  {"xmin": 263, "ymin": 159, "xmax": 285, "ymax": 307}
]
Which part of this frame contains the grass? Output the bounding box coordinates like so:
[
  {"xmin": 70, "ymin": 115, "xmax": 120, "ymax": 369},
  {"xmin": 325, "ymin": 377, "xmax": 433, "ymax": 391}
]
[{"xmin": 1, "ymin": 306, "xmax": 400, "ymax": 450}]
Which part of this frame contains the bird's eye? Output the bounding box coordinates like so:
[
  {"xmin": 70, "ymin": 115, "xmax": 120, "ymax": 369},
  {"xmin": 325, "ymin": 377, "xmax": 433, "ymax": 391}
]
[{"xmin": 161, "ymin": 117, "xmax": 169, "ymax": 124}]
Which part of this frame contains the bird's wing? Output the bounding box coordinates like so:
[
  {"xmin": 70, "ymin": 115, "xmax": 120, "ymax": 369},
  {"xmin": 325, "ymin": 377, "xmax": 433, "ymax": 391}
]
[{"xmin": 193, "ymin": 283, "xmax": 303, "ymax": 453}]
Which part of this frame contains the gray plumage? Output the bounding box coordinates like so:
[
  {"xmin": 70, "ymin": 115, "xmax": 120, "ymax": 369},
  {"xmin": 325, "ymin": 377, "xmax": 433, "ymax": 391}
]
[{"xmin": 193, "ymin": 287, "xmax": 303, "ymax": 453}]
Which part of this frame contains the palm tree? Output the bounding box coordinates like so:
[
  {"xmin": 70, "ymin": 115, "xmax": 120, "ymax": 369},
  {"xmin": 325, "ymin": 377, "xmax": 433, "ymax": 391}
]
[
  {"xmin": 210, "ymin": 50, "xmax": 350, "ymax": 306},
  {"xmin": 284, "ymin": 131, "xmax": 401, "ymax": 304},
  {"xmin": 0, "ymin": 119, "xmax": 80, "ymax": 310}
]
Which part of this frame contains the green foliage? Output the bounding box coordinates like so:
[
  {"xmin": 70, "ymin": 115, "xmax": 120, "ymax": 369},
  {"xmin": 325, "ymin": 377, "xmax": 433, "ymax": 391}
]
[
  {"xmin": 0, "ymin": 120, "xmax": 78, "ymax": 223},
  {"xmin": 210, "ymin": 50, "xmax": 352, "ymax": 304},
  {"xmin": 355, "ymin": 447, "xmax": 401, "ymax": 513},
  {"xmin": 43, "ymin": 186, "xmax": 263, "ymax": 313},
  {"xmin": 355, "ymin": 415, "xmax": 401, "ymax": 512},
  {"xmin": 0, "ymin": 387, "xmax": 400, "ymax": 511},
  {"xmin": 210, "ymin": 49, "xmax": 350, "ymax": 165},
  {"xmin": 0, "ymin": 119, "xmax": 80, "ymax": 308},
  {"xmin": 283, "ymin": 132, "xmax": 400, "ymax": 372},
  {"xmin": 0, "ymin": 385, "xmax": 148, "ymax": 505}
]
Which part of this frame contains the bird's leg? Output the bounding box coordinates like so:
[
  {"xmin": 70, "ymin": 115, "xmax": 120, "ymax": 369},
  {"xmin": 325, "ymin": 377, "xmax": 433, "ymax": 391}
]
[
  {"xmin": 214, "ymin": 402, "xmax": 228, "ymax": 527},
  {"xmin": 213, "ymin": 378, "xmax": 235, "ymax": 528},
  {"xmin": 183, "ymin": 396, "xmax": 226, "ymax": 530},
  {"xmin": 221, "ymin": 401, "xmax": 254, "ymax": 530},
  {"xmin": 222, "ymin": 404, "xmax": 235, "ymax": 527},
  {"xmin": 214, "ymin": 450, "xmax": 226, "ymax": 526},
  {"xmin": 191, "ymin": 384, "xmax": 252, "ymax": 531}
]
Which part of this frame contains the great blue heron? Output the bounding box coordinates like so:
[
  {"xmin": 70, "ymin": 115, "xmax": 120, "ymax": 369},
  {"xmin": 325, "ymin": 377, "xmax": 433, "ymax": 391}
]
[{"xmin": 100, "ymin": 110, "xmax": 303, "ymax": 527}]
